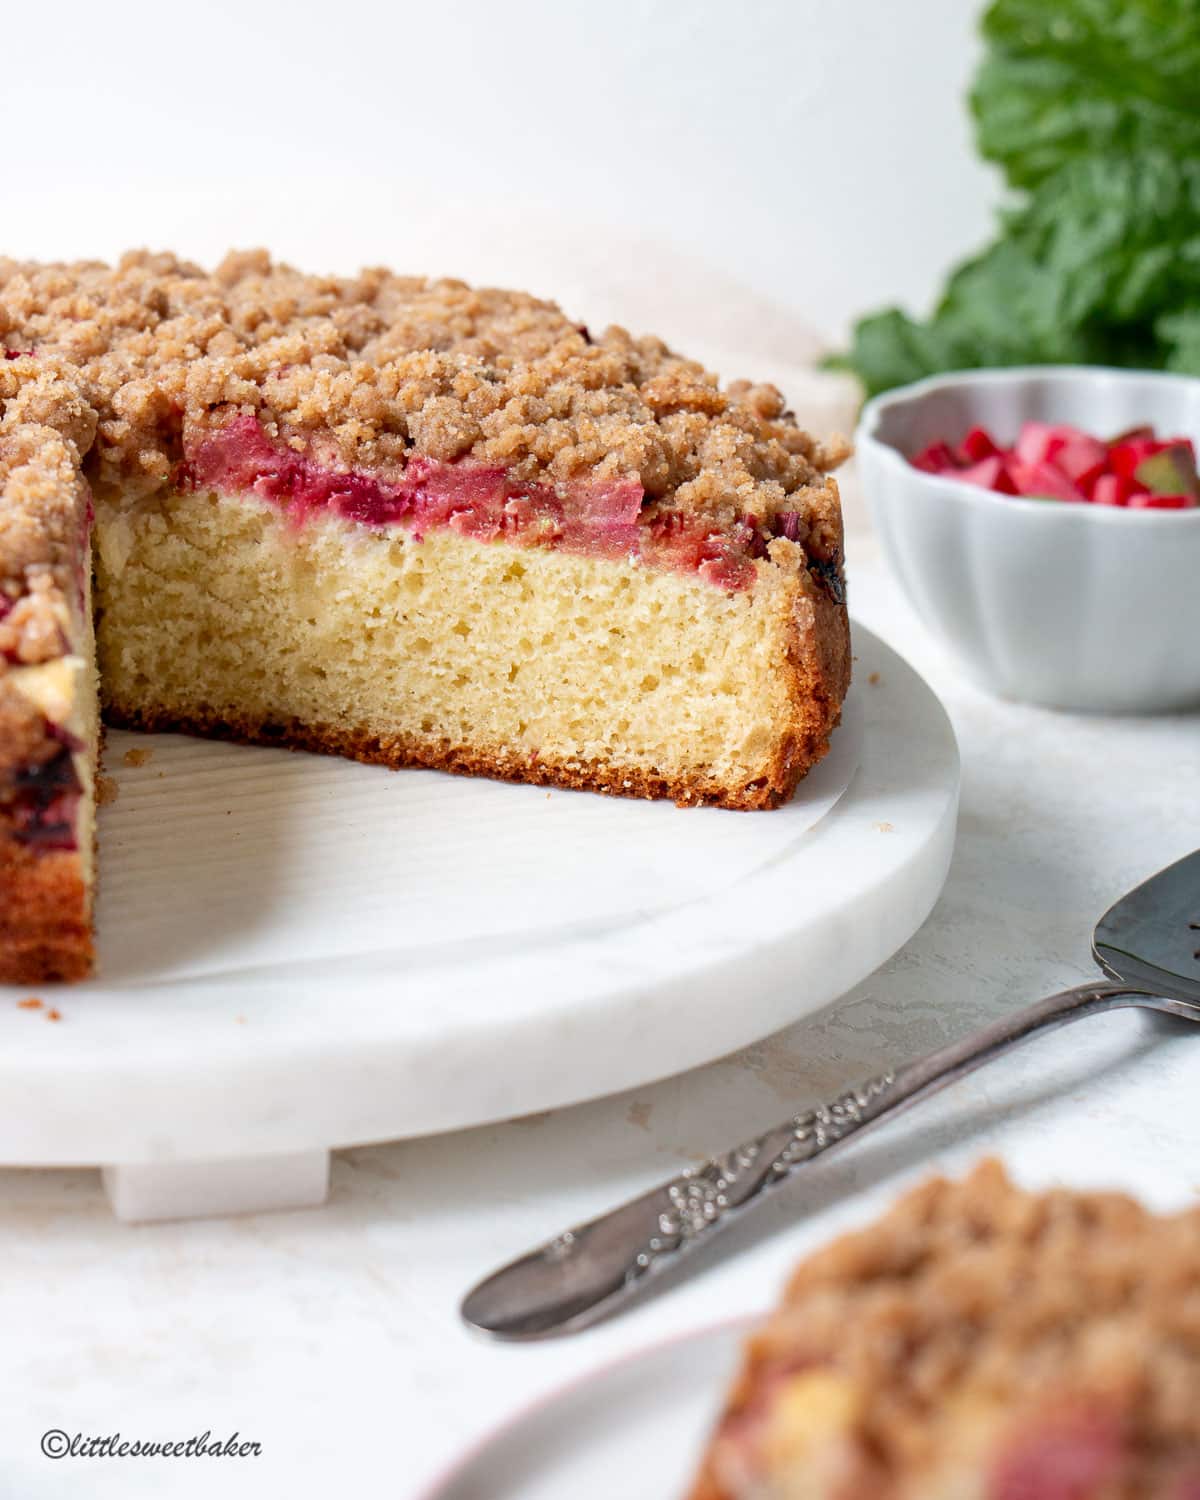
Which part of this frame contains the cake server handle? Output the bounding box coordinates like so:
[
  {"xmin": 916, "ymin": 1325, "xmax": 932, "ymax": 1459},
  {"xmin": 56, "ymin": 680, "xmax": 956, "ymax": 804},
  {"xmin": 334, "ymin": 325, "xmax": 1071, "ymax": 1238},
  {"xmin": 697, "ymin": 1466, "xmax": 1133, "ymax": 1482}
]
[{"xmin": 461, "ymin": 981, "xmax": 1157, "ymax": 1339}]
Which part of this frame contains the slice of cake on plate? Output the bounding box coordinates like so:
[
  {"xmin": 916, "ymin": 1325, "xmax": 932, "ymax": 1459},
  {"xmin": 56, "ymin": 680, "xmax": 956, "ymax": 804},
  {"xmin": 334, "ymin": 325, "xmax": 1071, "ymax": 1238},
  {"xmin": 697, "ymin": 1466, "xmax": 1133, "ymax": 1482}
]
[
  {"xmin": 0, "ymin": 359, "xmax": 99, "ymax": 981},
  {"xmin": 689, "ymin": 1161, "xmax": 1200, "ymax": 1500},
  {"xmin": 0, "ymin": 251, "xmax": 851, "ymax": 980}
]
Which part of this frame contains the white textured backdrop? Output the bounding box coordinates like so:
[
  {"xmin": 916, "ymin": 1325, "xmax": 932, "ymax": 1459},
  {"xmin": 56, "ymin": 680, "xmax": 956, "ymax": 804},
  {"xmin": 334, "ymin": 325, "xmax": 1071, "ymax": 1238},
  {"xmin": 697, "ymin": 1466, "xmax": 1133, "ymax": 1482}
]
[{"xmin": 6, "ymin": 0, "xmax": 993, "ymax": 344}]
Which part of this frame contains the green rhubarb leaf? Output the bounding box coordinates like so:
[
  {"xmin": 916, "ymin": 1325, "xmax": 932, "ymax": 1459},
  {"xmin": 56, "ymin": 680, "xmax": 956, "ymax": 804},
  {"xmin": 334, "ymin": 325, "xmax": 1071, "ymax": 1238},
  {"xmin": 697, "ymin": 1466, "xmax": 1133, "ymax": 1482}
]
[
  {"xmin": 1003, "ymin": 152, "xmax": 1200, "ymax": 329},
  {"xmin": 836, "ymin": 202, "xmax": 1167, "ymax": 397},
  {"xmin": 1157, "ymin": 309, "xmax": 1200, "ymax": 373},
  {"xmin": 972, "ymin": 0, "xmax": 1200, "ymax": 190},
  {"xmin": 835, "ymin": 1, "xmax": 1200, "ymax": 398},
  {"xmin": 824, "ymin": 309, "xmax": 976, "ymax": 398}
]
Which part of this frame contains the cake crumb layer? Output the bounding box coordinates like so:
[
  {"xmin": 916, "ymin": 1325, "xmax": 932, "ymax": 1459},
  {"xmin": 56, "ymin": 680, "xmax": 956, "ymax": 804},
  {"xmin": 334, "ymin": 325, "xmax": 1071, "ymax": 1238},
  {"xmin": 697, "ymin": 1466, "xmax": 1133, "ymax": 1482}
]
[{"xmin": 95, "ymin": 494, "xmax": 848, "ymax": 811}]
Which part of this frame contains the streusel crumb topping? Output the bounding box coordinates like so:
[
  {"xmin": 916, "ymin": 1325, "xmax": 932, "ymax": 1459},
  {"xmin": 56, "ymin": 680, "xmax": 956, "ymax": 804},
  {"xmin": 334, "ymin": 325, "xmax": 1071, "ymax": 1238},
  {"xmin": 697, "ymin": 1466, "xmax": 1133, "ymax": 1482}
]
[
  {"xmin": 744, "ymin": 1161, "xmax": 1200, "ymax": 1470},
  {"xmin": 0, "ymin": 251, "xmax": 847, "ymax": 566},
  {"xmin": 0, "ymin": 359, "xmax": 95, "ymax": 673}
]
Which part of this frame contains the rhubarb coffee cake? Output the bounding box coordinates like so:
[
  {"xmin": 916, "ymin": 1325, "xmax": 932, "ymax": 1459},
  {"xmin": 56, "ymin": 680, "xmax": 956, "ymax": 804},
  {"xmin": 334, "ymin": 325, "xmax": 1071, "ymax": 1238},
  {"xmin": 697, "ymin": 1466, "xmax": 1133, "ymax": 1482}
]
[
  {"xmin": 690, "ymin": 1162, "xmax": 1200, "ymax": 1500},
  {"xmin": 0, "ymin": 251, "xmax": 851, "ymax": 981}
]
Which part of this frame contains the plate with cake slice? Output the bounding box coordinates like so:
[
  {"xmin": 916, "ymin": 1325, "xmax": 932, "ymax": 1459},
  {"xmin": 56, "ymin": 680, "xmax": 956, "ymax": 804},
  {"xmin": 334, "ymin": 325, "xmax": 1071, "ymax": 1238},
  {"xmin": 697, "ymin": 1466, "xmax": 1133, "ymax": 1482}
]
[
  {"xmin": 425, "ymin": 1164, "xmax": 1200, "ymax": 1500},
  {"xmin": 0, "ymin": 253, "xmax": 957, "ymax": 1217}
]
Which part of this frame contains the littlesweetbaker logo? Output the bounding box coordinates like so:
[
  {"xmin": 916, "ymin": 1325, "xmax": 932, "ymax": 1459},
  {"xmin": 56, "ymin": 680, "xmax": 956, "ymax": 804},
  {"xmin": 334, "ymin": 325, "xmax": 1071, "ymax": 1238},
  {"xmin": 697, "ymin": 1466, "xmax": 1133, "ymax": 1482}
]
[{"xmin": 41, "ymin": 1430, "xmax": 262, "ymax": 1460}]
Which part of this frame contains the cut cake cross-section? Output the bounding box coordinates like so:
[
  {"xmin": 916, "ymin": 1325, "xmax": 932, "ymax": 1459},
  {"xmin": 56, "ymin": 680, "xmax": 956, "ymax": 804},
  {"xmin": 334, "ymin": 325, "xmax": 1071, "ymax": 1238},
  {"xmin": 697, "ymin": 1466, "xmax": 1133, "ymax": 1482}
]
[{"xmin": 94, "ymin": 402, "xmax": 849, "ymax": 809}]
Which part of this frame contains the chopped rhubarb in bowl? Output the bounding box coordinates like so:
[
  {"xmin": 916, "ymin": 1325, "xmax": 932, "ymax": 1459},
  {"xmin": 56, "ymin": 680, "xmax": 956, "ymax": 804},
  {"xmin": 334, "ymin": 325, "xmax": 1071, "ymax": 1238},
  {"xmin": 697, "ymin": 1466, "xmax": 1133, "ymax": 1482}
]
[
  {"xmin": 857, "ymin": 366, "xmax": 1200, "ymax": 711},
  {"xmin": 910, "ymin": 418, "xmax": 1200, "ymax": 509}
]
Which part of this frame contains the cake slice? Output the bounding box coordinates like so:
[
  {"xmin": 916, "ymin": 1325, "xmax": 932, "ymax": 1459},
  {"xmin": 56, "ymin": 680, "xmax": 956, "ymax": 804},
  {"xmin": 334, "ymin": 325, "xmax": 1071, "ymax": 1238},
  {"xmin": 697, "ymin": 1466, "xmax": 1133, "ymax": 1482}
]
[
  {"xmin": 690, "ymin": 1162, "xmax": 1200, "ymax": 1500},
  {"xmin": 0, "ymin": 359, "xmax": 99, "ymax": 982}
]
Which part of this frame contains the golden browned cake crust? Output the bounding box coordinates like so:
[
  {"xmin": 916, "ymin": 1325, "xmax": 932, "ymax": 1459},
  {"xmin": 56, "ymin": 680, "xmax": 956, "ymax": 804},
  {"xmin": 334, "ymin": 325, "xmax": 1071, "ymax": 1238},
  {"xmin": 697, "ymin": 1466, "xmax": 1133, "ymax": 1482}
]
[
  {"xmin": 0, "ymin": 843, "xmax": 92, "ymax": 983},
  {"xmin": 691, "ymin": 1161, "xmax": 1200, "ymax": 1500}
]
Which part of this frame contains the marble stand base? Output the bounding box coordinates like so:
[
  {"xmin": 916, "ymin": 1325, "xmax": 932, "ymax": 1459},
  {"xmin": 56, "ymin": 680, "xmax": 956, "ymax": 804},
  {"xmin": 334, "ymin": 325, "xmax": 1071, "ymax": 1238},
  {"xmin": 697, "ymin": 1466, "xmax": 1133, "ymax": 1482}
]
[
  {"xmin": 0, "ymin": 627, "xmax": 958, "ymax": 1225},
  {"xmin": 102, "ymin": 1150, "xmax": 330, "ymax": 1222}
]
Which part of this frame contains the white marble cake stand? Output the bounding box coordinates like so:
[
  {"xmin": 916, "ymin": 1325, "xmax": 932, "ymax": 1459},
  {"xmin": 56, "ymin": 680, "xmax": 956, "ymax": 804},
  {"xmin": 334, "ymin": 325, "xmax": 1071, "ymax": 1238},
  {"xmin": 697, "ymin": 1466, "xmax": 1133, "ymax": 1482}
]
[{"xmin": 0, "ymin": 625, "xmax": 957, "ymax": 1221}]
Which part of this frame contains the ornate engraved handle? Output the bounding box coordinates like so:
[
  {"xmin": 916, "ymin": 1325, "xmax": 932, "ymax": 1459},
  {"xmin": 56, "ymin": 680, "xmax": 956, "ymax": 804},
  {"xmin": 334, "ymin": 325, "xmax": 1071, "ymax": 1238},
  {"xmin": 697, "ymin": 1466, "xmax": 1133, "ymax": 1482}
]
[
  {"xmin": 462, "ymin": 982, "xmax": 1159, "ymax": 1340},
  {"xmin": 651, "ymin": 1069, "xmax": 896, "ymax": 1247}
]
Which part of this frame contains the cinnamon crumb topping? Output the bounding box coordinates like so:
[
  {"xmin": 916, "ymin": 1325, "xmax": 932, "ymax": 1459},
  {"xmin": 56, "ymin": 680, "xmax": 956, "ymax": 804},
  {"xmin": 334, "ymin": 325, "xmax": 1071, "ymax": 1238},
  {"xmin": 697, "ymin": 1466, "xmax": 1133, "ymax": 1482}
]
[
  {"xmin": 0, "ymin": 358, "xmax": 95, "ymax": 690},
  {"xmin": 0, "ymin": 250, "xmax": 847, "ymax": 565},
  {"xmin": 702, "ymin": 1162, "xmax": 1200, "ymax": 1494}
]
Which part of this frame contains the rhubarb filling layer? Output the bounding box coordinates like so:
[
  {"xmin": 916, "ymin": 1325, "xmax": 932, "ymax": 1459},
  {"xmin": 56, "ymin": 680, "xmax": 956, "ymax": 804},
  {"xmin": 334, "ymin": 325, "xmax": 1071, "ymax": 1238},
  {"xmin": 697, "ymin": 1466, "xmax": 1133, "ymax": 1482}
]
[
  {"xmin": 7, "ymin": 744, "xmax": 83, "ymax": 852},
  {"xmin": 182, "ymin": 416, "xmax": 808, "ymax": 593}
]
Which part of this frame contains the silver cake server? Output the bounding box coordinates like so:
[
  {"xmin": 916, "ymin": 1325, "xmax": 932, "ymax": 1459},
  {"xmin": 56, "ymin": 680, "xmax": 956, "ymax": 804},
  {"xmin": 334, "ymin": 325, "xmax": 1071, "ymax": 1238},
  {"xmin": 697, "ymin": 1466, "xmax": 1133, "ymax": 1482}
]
[{"xmin": 462, "ymin": 848, "xmax": 1200, "ymax": 1340}]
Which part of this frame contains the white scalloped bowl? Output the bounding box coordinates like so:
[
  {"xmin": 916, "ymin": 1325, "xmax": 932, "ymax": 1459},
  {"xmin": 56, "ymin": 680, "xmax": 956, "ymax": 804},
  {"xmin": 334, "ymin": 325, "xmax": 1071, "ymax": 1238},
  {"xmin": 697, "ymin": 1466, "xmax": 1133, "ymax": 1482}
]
[{"xmin": 857, "ymin": 367, "xmax": 1200, "ymax": 712}]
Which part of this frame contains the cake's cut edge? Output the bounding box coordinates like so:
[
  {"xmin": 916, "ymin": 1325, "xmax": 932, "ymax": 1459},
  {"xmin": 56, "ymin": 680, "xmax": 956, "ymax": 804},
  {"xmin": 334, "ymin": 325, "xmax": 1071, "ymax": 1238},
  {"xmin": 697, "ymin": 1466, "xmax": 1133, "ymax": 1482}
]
[{"xmin": 94, "ymin": 487, "xmax": 849, "ymax": 813}]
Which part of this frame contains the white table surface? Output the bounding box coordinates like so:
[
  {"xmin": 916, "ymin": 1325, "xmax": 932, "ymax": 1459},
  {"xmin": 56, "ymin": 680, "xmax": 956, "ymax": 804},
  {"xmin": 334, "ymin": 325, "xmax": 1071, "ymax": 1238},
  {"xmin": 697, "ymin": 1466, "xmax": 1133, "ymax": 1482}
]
[{"xmin": 4, "ymin": 522, "xmax": 1198, "ymax": 1500}]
